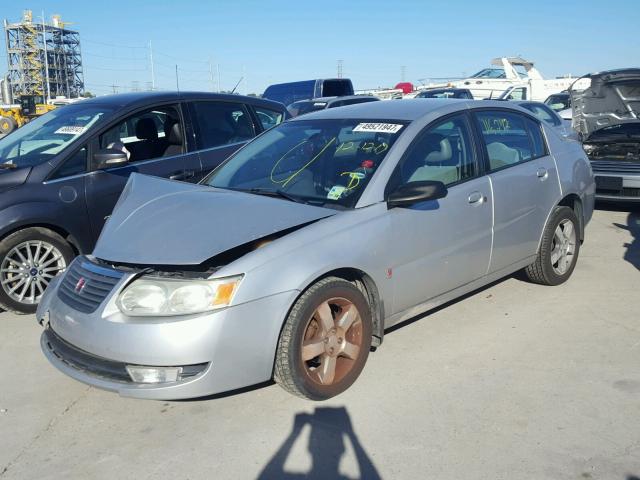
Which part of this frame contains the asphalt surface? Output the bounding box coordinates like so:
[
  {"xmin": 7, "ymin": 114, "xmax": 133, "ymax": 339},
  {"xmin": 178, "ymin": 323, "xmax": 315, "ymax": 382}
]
[{"xmin": 1, "ymin": 205, "xmax": 639, "ymax": 480}]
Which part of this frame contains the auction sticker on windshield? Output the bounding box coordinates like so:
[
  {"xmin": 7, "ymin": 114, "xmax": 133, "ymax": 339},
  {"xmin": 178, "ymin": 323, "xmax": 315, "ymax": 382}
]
[
  {"xmin": 55, "ymin": 126, "xmax": 88, "ymax": 135},
  {"xmin": 353, "ymin": 123, "xmax": 403, "ymax": 133}
]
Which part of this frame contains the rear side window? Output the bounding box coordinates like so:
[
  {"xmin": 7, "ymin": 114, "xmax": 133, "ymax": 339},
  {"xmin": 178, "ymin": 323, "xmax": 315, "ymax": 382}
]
[
  {"xmin": 321, "ymin": 79, "xmax": 354, "ymax": 97},
  {"xmin": 525, "ymin": 118, "xmax": 547, "ymax": 158},
  {"xmin": 253, "ymin": 107, "xmax": 284, "ymax": 131},
  {"xmin": 520, "ymin": 103, "xmax": 561, "ymax": 127},
  {"xmin": 475, "ymin": 111, "xmax": 534, "ymax": 171},
  {"xmin": 191, "ymin": 102, "xmax": 254, "ymax": 150}
]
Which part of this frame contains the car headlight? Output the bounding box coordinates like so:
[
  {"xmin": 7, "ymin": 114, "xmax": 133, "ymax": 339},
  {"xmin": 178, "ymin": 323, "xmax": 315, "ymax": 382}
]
[{"xmin": 116, "ymin": 275, "xmax": 243, "ymax": 316}]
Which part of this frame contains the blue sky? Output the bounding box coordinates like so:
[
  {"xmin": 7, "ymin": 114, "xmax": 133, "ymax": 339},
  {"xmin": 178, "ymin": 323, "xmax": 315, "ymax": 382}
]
[{"xmin": 1, "ymin": 0, "xmax": 639, "ymax": 96}]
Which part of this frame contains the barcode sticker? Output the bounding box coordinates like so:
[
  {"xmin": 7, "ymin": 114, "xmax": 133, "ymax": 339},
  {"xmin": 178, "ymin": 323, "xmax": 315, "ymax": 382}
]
[
  {"xmin": 353, "ymin": 123, "xmax": 403, "ymax": 134},
  {"xmin": 55, "ymin": 126, "xmax": 87, "ymax": 135}
]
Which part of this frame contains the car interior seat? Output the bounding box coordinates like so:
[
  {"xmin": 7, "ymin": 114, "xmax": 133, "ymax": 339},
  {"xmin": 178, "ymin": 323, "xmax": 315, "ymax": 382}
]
[
  {"xmin": 407, "ymin": 134, "xmax": 459, "ymax": 185},
  {"xmin": 229, "ymin": 113, "xmax": 253, "ymax": 144},
  {"xmin": 487, "ymin": 142, "xmax": 520, "ymax": 170},
  {"xmin": 162, "ymin": 120, "xmax": 183, "ymax": 157},
  {"xmin": 130, "ymin": 118, "xmax": 160, "ymax": 161}
]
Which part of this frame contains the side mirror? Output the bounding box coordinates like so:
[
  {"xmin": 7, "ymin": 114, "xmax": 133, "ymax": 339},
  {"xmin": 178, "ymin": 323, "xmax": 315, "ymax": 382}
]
[
  {"xmin": 94, "ymin": 148, "xmax": 128, "ymax": 169},
  {"xmin": 387, "ymin": 181, "xmax": 448, "ymax": 208}
]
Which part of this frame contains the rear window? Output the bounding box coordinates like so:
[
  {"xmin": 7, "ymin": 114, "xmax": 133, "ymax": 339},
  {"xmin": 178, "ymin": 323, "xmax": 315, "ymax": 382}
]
[{"xmin": 321, "ymin": 79, "xmax": 354, "ymax": 97}]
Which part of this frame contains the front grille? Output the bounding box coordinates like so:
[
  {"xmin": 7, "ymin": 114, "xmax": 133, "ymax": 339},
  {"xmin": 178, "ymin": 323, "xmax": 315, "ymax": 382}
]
[
  {"xmin": 58, "ymin": 257, "xmax": 123, "ymax": 313},
  {"xmin": 44, "ymin": 327, "xmax": 132, "ymax": 382},
  {"xmin": 591, "ymin": 160, "xmax": 640, "ymax": 174},
  {"xmin": 43, "ymin": 328, "xmax": 208, "ymax": 383}
]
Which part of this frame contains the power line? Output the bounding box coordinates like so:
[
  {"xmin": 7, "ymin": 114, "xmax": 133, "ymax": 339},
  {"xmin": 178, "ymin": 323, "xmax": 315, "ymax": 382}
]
[{"xmin": 82, "ymin": 38, "xmax": 147, "ymax": 49}]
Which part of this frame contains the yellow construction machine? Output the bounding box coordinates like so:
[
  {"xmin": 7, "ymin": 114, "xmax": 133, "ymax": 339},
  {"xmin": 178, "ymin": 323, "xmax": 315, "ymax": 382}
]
[{"xmin": 0, "ymin": 95, "xmax": 55, "ymax": 135}]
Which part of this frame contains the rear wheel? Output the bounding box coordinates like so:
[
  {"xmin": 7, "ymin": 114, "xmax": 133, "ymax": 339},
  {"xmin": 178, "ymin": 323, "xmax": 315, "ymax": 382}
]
[
  {"xmin": 524, "ymin": 206, "xmax": 580, "ymax": 286},
  {"xmin": 274, "ymin": 277, "xmax": 372, "ymax": 400},
  {"xmin": 0, "ymin": 116, "xmax": 17, "ymax": 135},
  {"xmin": 0, "ymin": 228, "xmax": 75, "ymax": 314}
]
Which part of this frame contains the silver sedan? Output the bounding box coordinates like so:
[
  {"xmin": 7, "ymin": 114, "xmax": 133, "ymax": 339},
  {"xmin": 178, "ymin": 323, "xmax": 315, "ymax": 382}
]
[{"xmin": 37, "ymin": 99, "xmax": 595, "ymax": 401}]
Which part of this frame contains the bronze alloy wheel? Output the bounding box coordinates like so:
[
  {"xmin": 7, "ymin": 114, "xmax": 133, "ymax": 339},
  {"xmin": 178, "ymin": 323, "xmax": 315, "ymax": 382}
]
[
  {"xmin": 274, "ymin": 276, "xmax": 372, "ymax": 400},
  {"xmin": 300, "ymin": 297, "xmax": 363, "ymax": 386}
]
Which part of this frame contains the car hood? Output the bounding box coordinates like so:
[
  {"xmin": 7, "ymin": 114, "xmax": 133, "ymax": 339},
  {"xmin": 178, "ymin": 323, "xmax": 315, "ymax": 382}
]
[
  {"xmin": 93, "ymin": 173, "xmax": 337, "ymax": 266},
  {"xmin": 571, "ymin": 69, "xmax": 640, "ymax": 139}
]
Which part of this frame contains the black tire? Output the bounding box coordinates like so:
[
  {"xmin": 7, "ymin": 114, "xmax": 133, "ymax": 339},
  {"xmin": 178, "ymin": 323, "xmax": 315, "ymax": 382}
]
[
  {"xmin": 0, "ymin": 116, "xmax": 17, "ymax": 135},
  {"xmin": 274, "ymin": 276, "xmax": 372, "ymax": 400},
  {"xmin": 524, "ymin": 206, "xmax": 580, "ymax": 286},
  {"xmin": 0, "ymin": 227, "xmax": 75, "ymax": 315}
]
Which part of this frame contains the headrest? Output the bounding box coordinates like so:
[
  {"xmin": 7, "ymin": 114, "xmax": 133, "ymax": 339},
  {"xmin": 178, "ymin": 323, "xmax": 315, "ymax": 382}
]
[
  {"xmin": 165, "ymin": 121, "xmax": 182, "ymax": 145},
  {"xmin": 135, "ymin": 118, "xmax": 158, "ymax": 140},
  {"xmin": 424, "ymin": 135, "xmax": 452, "ymax": 164}
]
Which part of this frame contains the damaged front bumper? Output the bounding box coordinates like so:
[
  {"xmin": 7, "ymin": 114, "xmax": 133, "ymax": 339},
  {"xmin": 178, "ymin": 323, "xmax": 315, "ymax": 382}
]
[{"xmin": 37, "ymin": 266, "xmax": 299, "ymax": 400}]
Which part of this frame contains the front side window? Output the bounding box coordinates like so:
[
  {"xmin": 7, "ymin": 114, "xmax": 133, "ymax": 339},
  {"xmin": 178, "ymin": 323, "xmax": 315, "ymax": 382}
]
[
  {"xmin": 476, "ymin": 111, "xmax": 546, "ymax": 171},
  {"xmin": 191, "ymin": 102, "xmax": 254, "ymax": 150},
  {"xmin": 254, "ymin": 106, "xmax": 284, "ymax": 130},
  {"xmin": 205, "ymin": 119, "xmax": 406, "ymax": 209},
  {"xmin": 99, "ymin": 105, "xmax": 183, "ymax": 163},
  {"xmin": 395, "ymin": 114, "xmax": 477, "ymax": 187},
  {"xmin": 50, "ymin": 146, "xmax": 87, "ymax": 179},
  {"xmin": 0, "ymin": 105, "xmax": 112, "ymax": 169}
]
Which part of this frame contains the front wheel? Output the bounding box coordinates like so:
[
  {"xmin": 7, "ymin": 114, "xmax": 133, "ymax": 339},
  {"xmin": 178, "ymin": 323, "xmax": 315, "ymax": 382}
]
[
  {"xmin": 0, "ymin": 116, "xmax": 17, "ymax": 135},
  {"xmin": 274, "ymin": 277, "xmax": 372, "ymax": 400},
  {"xmin": 0, "ymin": 227, "xmax": 75, "ymax": 314},
  {"xmin": 524, "ymin": 206, "xmax": 580, "ymax": 286}
]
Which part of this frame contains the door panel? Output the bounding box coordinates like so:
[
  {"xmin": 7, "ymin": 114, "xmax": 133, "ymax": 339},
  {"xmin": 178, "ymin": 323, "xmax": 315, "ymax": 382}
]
[
  {"xmin": 389, "ymin": 176, "xmax": 493, "ymax": 314},
  {"xmin": 473, "ymin": 109, "xmax": 562, "ymax": 272},
  {"xmin": 488, "ymin": 155, "xmax": 560, "ymax": 272},
  {"xmin": 386, "ymin": 112, "xmax": 493, "ymax": 315},
  {"xmin": 84, "ymin": 103, "xmax": 194, "ymax": 238}
]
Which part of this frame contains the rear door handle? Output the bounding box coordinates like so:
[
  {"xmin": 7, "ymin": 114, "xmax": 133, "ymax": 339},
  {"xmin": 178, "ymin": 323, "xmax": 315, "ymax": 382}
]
[
  {"xmin": 468, "ymin": 191, "xmax": 485, "ymax": 205},
  {"xmin": 536, "ymin": 167, "xmax": 548, "ymax": 180}
]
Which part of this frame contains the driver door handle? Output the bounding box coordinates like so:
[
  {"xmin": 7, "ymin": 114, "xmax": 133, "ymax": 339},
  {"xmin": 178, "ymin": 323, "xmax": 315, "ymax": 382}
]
[
  {"xmin": 468, "ymin": 191, "xmax": 485, "ymax": 205},
  {"xmin": 169, "ymin": 169, "xmax": 195, "ymax": 181}
]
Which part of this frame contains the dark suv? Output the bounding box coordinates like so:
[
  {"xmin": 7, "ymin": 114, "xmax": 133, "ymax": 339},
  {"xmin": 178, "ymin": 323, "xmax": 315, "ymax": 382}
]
[{"xmin": 0, "ymin": 91, "xmax": 287, "ymax": 313}]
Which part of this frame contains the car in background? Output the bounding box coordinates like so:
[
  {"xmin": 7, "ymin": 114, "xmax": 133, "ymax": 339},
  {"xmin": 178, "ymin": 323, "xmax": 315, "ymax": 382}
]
[
  {"xmin": 544, "ymin": 92, "xmax": 571, "ymax": 112},
  {"xmin": 262, "ymin": 79, "xmax": 354, "ymax": 106},
  {"xmin": 38, "ymin": 99, "xmax": 594, "ymax": 401},
  {"xmin": 287, "ymin": 95, "xmax": 379, "ymax": 117},
  {"xmin": 512, "ymin": 100, "xmax": 579, "ymax": 141},
  {"xmin": 571, "ymin": 69, "xmax": 640, "ymax": 203},
  {"xmin": 0, "ymin": 91, "xmax": 287, "ymax": 314},
  {"xmin": 415, "ymin": 88, "xmax": 473, "ymax": 99}
]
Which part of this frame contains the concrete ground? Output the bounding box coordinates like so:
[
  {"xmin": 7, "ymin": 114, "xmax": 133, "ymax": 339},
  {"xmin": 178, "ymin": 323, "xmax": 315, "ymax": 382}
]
[{"xmin": 1, "ymin": 205, "xmax": 639, "ymax": 480}]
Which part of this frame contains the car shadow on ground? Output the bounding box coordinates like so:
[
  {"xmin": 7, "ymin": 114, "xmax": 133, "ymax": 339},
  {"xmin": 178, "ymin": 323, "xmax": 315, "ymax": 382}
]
[
  {"xmin": 256, "ymin": 406, "xmax": 381, "ymax": 480},
  {"xmin": 597, "ymin": 201, "xmax": 640, "ymax": 271}
]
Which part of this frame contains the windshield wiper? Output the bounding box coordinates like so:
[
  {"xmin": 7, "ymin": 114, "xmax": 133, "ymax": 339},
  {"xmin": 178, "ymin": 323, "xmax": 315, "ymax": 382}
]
[
  {"xmin": 243, "ymin": 188, "xmax": 305, "ymax": 204},
  {"xmin": 0, "ymin": 163, "xmax": 17, "ymax": 170}
]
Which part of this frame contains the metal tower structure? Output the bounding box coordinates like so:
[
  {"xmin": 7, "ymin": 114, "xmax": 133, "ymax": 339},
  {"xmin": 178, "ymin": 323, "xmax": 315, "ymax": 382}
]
[{"xmin": 4, "ymin": 10, "xmax": 84, "ymax": 101}]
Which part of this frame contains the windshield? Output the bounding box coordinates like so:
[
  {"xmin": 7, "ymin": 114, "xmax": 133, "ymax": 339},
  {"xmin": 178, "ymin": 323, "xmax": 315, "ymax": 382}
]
[
  {"xmin": 470, "ymin": 68, "xmax": 506, "ymax": 79},
  {"xmin": 204, "ymin": 119, "xmax": 407, "ymax": 209},
  {"xmin": 0, "ymin": 104, "xmax": 113, "ymax": 169}
]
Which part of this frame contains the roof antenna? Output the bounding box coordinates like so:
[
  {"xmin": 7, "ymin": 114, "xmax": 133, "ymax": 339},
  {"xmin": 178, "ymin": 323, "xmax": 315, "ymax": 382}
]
[
  {"xmin": 230, "ymin": 77, "xmax": 243, "ymax": 94},
  {"xmin": 175, "ymin": 65, "xmax": 180, "ymax": 93}
]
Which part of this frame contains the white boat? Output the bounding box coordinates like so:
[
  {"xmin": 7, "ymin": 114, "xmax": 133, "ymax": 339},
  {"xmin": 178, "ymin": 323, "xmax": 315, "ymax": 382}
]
[{"xmin": 427, "ymin": 57, "xmax": 579, "ymax": 102}]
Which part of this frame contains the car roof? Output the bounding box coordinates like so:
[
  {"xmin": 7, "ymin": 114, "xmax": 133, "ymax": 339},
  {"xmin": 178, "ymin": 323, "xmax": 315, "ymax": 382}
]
[
  {"xmin": 290, "ymin": 98, "xmax": 527, "ymax": 122},
  {"xmin": 77, "ymin": 91, "xmax": 285, "ymax": 111}
]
